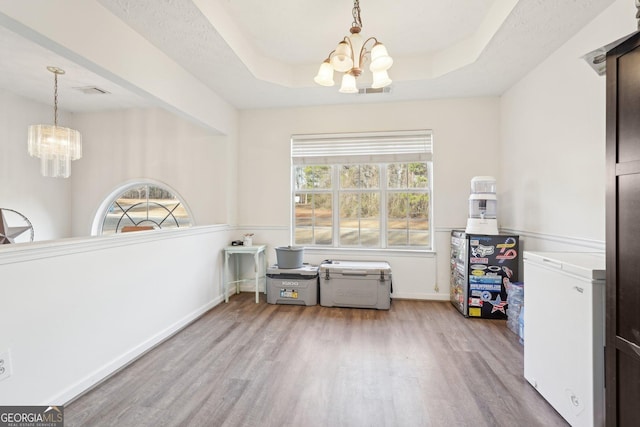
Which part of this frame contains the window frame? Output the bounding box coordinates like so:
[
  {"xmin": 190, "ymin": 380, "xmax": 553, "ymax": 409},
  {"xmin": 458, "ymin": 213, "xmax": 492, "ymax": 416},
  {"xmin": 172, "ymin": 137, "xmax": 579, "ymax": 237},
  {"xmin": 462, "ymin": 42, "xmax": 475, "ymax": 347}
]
[
  {"xmin": 91, "ymin": 179, "xmax": 195, "ymax": 236},
  {"xmin": 290, "ymin": 162, "xmax": 434, "ymax": 251},
  {"xmin": 291, "ymin": 130, "xmax": 433, "ymax": 251}
]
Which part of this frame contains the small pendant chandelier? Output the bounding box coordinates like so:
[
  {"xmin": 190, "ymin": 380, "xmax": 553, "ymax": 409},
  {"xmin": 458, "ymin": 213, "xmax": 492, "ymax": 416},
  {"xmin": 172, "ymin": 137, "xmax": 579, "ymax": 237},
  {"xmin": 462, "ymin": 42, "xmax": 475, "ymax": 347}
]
[
  {"xmin": 314, "ymin": 0, "xmax": 393, "ymax": 93},
  {"xmin": 27, "ymin": 66, "xmax": 82, "ymax": 178}
]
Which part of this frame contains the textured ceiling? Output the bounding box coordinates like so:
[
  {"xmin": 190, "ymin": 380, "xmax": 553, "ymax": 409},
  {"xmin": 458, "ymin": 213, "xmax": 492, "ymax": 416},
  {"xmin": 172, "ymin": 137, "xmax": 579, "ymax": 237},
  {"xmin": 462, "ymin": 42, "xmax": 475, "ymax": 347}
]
[
  {"xmin": 212, "ymin": 0, "xmax": 496, "ymax": 63},
  {"xmin": 0, "ymin": 0, "xmax": 618, "ymax": 113}
]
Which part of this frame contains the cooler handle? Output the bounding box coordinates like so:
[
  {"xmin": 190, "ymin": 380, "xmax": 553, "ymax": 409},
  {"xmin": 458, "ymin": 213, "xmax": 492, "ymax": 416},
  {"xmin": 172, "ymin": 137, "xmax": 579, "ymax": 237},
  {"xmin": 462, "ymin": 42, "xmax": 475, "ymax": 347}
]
[{"xmin": 340, "ymin": 270, "xmax": 368, "ymax": 276}]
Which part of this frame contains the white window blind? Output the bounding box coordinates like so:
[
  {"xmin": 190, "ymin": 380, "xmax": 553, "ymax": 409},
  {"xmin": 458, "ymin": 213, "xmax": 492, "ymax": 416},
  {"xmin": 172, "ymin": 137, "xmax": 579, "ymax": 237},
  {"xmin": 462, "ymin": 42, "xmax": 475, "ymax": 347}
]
[{"xmin": 291, "ymin": 130, "xmax": 432, "ymax": 165}]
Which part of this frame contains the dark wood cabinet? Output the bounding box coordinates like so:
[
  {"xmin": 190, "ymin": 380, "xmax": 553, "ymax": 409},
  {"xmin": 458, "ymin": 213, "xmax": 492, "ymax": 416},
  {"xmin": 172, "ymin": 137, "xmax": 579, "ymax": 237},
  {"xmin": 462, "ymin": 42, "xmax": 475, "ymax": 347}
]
[{"xmin": 606, "ymin": 31, "xmax": 640, "ymax": 427}]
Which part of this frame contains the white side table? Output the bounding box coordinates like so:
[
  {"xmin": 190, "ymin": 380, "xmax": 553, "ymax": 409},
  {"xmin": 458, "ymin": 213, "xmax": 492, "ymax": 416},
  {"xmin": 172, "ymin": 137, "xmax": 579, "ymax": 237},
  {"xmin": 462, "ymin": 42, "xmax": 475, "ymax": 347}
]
[{"xmin": 223, "ymin": 244, "xmax": 267, "ymax": 303}]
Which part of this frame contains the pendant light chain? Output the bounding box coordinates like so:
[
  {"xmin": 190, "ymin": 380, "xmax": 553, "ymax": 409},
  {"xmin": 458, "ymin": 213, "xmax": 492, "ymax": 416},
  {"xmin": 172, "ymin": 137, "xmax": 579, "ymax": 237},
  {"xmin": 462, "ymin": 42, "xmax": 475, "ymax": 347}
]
[
  {"xmin": 352, "ymin": 0, "xmax": 362, "ymax": 30},
  {"xmin": 636, "ymin": 0, "xmax": 640, "ymax": 30},
  {"xmin": 53, "ymin": 71, "xmax": 59, "ymax": 127}
]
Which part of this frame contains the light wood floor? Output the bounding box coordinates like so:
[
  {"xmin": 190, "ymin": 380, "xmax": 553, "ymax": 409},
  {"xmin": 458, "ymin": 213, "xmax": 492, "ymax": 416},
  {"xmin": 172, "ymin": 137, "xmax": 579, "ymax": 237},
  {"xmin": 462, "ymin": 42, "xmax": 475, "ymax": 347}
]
[{"xmin": 66, "ymin": 293, "xmax": 567, "ymax": 427}]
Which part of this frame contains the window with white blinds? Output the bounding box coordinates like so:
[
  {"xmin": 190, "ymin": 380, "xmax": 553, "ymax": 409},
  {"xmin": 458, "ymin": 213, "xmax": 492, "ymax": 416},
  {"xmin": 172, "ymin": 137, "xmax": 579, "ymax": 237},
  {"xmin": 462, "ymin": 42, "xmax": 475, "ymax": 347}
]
[
  {"xmin": 291, "ymin": 130, "xmax": 432, "ymax": 165},
  {"xmin": 291, "ymin": 130, "xmax": 433, "ymax": 250}
]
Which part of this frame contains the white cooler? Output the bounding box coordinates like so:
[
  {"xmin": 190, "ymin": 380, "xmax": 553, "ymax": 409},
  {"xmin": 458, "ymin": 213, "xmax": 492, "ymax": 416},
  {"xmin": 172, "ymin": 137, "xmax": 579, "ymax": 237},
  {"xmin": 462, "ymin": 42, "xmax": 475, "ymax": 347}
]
[
  {"xmin": 319, "ymin": 260, "xmax": 391, "ymax": 310},
  {"xmin": 266, "ymin": 264, "xmax": 319, "ymax": 306}
]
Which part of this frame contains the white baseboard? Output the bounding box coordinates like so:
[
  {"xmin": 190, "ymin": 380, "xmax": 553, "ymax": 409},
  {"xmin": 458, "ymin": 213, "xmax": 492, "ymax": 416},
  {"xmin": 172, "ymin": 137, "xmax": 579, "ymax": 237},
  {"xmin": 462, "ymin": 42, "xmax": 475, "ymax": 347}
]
[
  {"xmin": 55, "ymin": 299, "xmax": 221, "ymax": 405},
  {"xmin": 236, "ymin": 286, "xmax": 449, "ymax": 302},
  {"xmin": 392, "ymin": 292, "xmax": 450, "ymax": 301}
]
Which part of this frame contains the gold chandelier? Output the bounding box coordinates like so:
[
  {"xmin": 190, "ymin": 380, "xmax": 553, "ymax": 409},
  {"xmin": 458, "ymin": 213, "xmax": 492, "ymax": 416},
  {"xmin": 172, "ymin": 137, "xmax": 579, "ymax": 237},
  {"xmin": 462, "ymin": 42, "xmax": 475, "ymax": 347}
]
[
  {"xmin": 27, "ymin": 66, "xmax": 82, "ymax": 178},
  {"xmin": 314, "ymin": 0, "xmax": 393, "ymax": 93}
]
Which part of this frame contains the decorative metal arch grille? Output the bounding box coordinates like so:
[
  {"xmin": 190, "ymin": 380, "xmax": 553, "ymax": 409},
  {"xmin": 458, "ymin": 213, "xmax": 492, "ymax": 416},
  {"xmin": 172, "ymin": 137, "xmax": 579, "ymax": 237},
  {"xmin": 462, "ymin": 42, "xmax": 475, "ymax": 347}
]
[{"xmin": 101, "ymin": 184, "xmax": 192, "ymax": 234}]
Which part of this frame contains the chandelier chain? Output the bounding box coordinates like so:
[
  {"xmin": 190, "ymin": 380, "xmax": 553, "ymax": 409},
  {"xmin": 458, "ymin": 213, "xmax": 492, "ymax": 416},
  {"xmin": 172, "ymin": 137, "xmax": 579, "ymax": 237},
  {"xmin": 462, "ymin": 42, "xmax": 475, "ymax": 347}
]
[
  {"xmin": 53, "ymin": 72, "xmax": 58, "ymax": 127},
  {"xmin": 352, "ymin": 0, "xmax": 362, "ymax": 29},
  {"xmin": 636, "ymin": 0, "xmax": 640, "ymax": 30}
]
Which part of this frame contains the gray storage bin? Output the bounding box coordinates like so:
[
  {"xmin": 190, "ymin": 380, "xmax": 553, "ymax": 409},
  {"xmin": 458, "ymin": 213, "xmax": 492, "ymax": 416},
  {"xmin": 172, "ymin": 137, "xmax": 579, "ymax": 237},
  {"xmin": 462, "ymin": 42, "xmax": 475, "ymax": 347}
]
[
  {"xmin": 275, "ymin": 246, "xmax": 304, "ymax": 269},
  {"xmin": 319, "ymin": 260, "xmax": 391, "ymax": 310}
]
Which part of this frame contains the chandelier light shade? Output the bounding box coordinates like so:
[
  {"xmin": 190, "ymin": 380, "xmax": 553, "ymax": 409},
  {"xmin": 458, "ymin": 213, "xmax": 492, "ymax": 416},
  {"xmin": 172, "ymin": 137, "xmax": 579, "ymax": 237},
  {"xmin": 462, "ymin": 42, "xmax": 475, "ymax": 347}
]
[
  {"xmin": 314, "ymin": 60, "xmax": 335, "ymax": 87},
  {"xmin": 339, "ymin": 73, "xmax": 358, "ymax": 94},
  {"xmin": 370, "ymin": 43, "xmax": 393, "ymax": 72},
  {"xmin": 371, "ymin": 70, "xmax": 392, "ymax": 89},
  {"xmin": 314, "ymin": 0, "xmax": 393, "ymax": 93},
  {"xmin": 27, "ymin": 66, "xmax": 82, "ymax": 178}
]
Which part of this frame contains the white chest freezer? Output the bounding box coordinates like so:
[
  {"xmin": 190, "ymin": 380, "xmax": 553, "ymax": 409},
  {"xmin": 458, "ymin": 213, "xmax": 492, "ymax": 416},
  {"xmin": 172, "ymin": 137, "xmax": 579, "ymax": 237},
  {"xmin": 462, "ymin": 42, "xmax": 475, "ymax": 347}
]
[
  {"xmin": 319, "ymin": 260, "xmax": 391, "ymax": 310},
  {"xmin": 523, "ymin": 251, "xmax": 605, "ymax": 427}
]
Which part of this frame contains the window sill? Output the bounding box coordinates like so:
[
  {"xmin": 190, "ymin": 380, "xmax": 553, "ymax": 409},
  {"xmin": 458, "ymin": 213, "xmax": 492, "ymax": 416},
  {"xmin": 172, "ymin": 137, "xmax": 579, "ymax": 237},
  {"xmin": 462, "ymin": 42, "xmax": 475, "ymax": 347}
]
[{"xmin": 302, "ymin": 246, "xmax": 436, "ymax": 258}]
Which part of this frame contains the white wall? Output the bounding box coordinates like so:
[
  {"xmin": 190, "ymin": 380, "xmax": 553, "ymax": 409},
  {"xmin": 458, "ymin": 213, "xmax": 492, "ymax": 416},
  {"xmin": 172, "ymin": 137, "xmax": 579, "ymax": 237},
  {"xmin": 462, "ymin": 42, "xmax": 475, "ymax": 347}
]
[
  {"xmin": 238, "ymin": 98, "xmax": 501, "ymax": 299},
  {"xmin": 0, "ymin": 0, "xmax": 244, "ymax": 235},
  {"xmin": 0, "ymin": 92, "xmax": 237, "ymax": 240},
  {"xmin": 0, "ymin": 88, "xmax": 72, "ymax": 240},
  {"xmin": 0, "ymin": 0, "xmax": 236, "ymax": 135},
  {"xmin": 0, "ymin": 97, "xmax": 241, "ymax": 406},
  {"xmin": 500, "ymin": 0, "xmax": 636, "ymax": 252},
  {"xmin": 70, "ymin": 108, "xmax": 236, "ymax": 236},
  {"xmin": 0, "ymin": 226, "xmax": 233, "ymax": 405}
]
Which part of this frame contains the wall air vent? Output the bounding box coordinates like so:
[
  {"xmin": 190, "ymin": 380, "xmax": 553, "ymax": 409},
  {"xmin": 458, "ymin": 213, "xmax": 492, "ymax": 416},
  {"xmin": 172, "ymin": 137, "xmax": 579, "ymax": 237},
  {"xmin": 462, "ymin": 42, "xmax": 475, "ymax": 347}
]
[
  {"xmin": 358, "ymin": 86, "xmax": 391, "ymax": 95},
  {"xmin": 73, "ymin": 86, "xmax": 111, "ymax": 95}
]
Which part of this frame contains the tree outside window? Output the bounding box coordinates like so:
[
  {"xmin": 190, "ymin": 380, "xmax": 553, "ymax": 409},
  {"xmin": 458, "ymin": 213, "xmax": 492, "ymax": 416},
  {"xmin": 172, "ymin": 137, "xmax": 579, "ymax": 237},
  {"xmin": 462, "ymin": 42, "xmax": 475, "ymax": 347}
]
[{"xmin": 293, "ymin": 162, "xmax": 430, "ymax": 249}]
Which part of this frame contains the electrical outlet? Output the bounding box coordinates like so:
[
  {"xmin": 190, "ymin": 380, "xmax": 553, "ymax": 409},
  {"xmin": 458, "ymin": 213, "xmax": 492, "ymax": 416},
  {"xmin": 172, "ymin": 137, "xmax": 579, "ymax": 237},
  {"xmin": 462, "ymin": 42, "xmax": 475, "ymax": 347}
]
[{"xmin": 0, "ymin": 350, "xmax": 12, "ymax": 382}]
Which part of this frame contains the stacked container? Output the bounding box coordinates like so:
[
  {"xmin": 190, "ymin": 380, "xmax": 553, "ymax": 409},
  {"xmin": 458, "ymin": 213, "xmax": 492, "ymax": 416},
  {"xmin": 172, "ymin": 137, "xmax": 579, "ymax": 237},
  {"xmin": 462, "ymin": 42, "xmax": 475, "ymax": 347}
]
[
  {"xmin": 266, "ymin": 264, "xmax": 319, "ymax": 306},
  {"xmin": 274, "ymin": 246, "xmax": 304, "ymax": 269},
  {"xmin": 267, "ymin": 246, "xmax": 319, "ymax": 306},
  {"xmin": 506, "ymin": 281, "xmax": 524, "ymax": 337}
]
